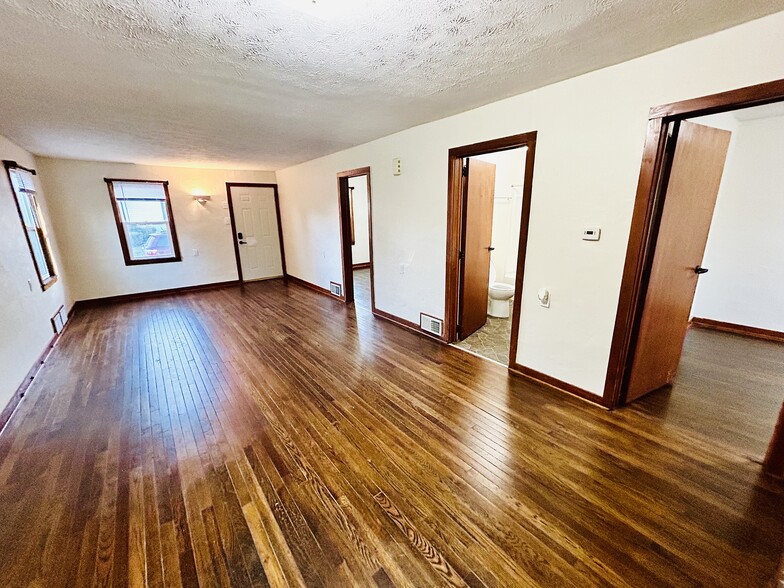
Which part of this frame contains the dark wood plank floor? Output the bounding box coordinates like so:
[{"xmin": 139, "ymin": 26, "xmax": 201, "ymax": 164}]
[{"xmin": 0, "ymin": 279, "xmax": 782, "ymax": 587}]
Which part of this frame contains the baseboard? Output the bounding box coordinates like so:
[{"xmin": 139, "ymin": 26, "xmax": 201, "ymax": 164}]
[
  {"xmin": 285, "ymin": 274, "xmax": 341, "ymax": 299},
  {"xmin": 372, "ymin": 308, "xmax": 446, "ymax": 343},
  {"xmin": 72, "ymin": 280, "xmax": 240, "ymax": 312},
  {"xmin": 352, "ymin": 262, "xmax": 371, "ymax": 270},
  {"xmin": 0, "ymin": 331, "xmax": 60, "ymax": 434},
  {"xmin": 690, "ymin": 317, "xmax": 784, "ymax": 344},
  {"xmin": 509, "ymin": 363, "xmax": 609, "ymax": 409}
]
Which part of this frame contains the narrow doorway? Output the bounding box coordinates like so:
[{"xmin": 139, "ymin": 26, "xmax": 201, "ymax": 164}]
[
  {"xmin": 226, "ymin": 183, "xmax": 286, "ymax": 283},
  {"xmin": 612, "ymin": 86, "xmax": 784, "ymax": 468},
  {"xmin": 337, "ymin": 168, "xmax": 374, "ymax": 311},
  {"xmin": 444, "ymin": 132, "xmax": 537, "ymax": 367}
]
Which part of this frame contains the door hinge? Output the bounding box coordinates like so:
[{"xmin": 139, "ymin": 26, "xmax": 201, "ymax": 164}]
[
  {"xmin": 462, "ymin": 163, "xmax": 468, "ymax": 177},
  {"xmin": 458, "ymin": 250, "xmax": 465, "ymax": 260},
  {"xmin": 457, "ymin": 324, "xmax": 462, "ymax": 338}
]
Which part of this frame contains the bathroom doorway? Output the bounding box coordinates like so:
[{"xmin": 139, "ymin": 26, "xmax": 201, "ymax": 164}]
[
  {"xmin": 444, "ymin": 132, "xmax": 537, "ymax": 366},
  {"xmin": 337, "ymin": 167, "xmax": 375, "ymax": 311}
]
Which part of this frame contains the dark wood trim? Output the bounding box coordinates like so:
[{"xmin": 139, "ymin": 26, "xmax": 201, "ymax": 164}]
[
  {"xmin": 286, "ymin": 274, "xmax": 341, "ymax": 299},
  {"xmin": 105, "ymin": 178, "xmax": 182, "ymax": 266},
  {"xmin": 444, "ymin": 131, "xmax": 538, "ymax": 365},
  {"xmin": 4, "ymin": 161, "xmax": 59, "ymax": 290},
  {"xmin": 690, "ymin": 317, "xmax": 784, "ymax": 344},
  {"xmin": 603, "ymin": 119, "xmax": 671, "ymax": 408},
  {"xmin": 103, "ymin": 177, "xmax": 169, "ymax": 185},
  {"xmin": 274, "ymin": 186, "xmax": 288, "ymax": 278},
  {"xmin": 649, "ymin": 78, "xmax": 784, "ymax": 120},
  {"xmin": 509, "ymin": 363, "xmax": 610, "ymax": 409},
  {"xmin": 0, "ymin": 328, "xmax": 63, "ymax": 434},
  {"xmin": 764, "ymin": 402, "xmax": 784, "ymax": 478},
  {"xmin": 373, "ymin": 308, "xmax": 446, "ymax": 343},
  {"xmin": 352, "ymin": 262, "xmax": 371, "ymax": 270},
  {"xmin": 507, "ymin": 135, "xmax": 538, "ymax": 367},
  {"xmin": 72, "ymin": 280, "xmax": 240, "ymax": 311},
  {"xmin": 336, "ymin": 167, "xmax": 373, "ymax": 308},
  {"xmin": 3, "ymin": 159, "xmax": 37, "ymax": 175},
  {"xmin": 605, "ymin": 78, "xmax": 784, "ymax": 409},
  {"xmin": 226, "ymin": 184, "xmax": 244, "ymax": 283},
  {"xmin": 225, "ymin": 182, "xmax": 287, "ymax": 284}
]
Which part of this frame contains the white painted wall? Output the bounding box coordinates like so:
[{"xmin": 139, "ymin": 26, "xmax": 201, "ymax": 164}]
[
  {"xmin": 349, "ymin": 175, "xmax": 370, "ymax": 266},
  {"xmin": 691, "ymin": 114, "xmax": 784, "ymax": 332},
  {"xmin": 276, "ymin": 12, "xmax": 784, "ymax": 396},
  {"xmin": 473, "ymin": 149, "xmax": 527, "ymax": 286},
  {"xmin": 0, "ymin": 136, "xmax": 70, "ymax": 410},
  {"xmin": 36, "ymin": 158, "xmax": 276, "ymax": 302}
]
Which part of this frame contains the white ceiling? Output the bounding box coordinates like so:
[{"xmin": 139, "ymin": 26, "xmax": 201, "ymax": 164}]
[{"xmin": 0, "ymin": 1, "xmax": 782, "ymax": 171}]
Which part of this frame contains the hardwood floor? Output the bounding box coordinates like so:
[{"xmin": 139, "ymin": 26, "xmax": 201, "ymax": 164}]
[
  {"xmin": 353, "ymin": 268, "xmax": 372, "ymax": 312},
  {"xmin": 0, "ymin": 278, "xmax": 782, "ymax": 587}
]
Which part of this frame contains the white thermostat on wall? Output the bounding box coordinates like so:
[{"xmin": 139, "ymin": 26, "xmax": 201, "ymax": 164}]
[{"xmin": 583, "ymin": 227, "xmax": 601, "ymax": 241}]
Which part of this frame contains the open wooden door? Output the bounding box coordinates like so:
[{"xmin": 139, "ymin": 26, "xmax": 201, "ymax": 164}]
[
  {"xmin": 458, "ymin": 158, "xmax": 496, "ymax": 339},
  {"xmin": 626, "ymin": 121, "xmax": 731, "ymax": 402}
]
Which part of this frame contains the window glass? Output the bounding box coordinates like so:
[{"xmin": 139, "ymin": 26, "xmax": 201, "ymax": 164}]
[
  {"xmin": 6, "ymin": 166, "xmax": 57, "ymax": 288},
  {"xmin": 108, "ymin": 180, "xmax": 180, "ymax": 264}
]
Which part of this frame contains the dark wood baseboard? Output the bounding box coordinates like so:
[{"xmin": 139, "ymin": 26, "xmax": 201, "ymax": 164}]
[
  {"xmin": 285, "ymin": 274, "xmax": 341, "ymax": 299},
  {"xmin": 690, "ymin": 317, "xmax": 784, "ymax": 344},
  {"xmin": 0, "ymin": 330, "xmax": 62, "ymax": 434},
  {"xmin": 352, "ymin": 262, "xmax": 371, "ymax": 270},
  {"xmin": 372, "ymin": 308, "xmax": 446, "ymax": 343},
  {"xmin": 509, "ymin": 363, "xmax": 609, "ymax": 409},
  {"xmin": 73, "ymin": 280, "xmax": 241, "ymax": 312}
]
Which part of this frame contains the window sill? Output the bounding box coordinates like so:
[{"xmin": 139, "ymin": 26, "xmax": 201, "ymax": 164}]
[
  {"xmin": 40, "ymin": 275, "xmax": 58, "ymax": 292},
  {"xmin": 124, "ymin": 256, "xmax": 183, "ymax": 267}
]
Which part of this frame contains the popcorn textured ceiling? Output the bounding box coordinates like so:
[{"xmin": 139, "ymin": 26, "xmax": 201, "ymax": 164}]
[{"xmin": 0, "ymin": 0, "xmax": 781, "ymax": 170}]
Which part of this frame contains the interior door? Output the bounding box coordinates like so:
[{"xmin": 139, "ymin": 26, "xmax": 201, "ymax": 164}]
[
  {"xmin": 459, "ymin": 158, "xmax": 497, "ymax": 339},
  {"xmin": 626, "ymin": 121, "xmax": 731, "ymax": 402},
  {"xmin": 229, "ymin": 186, "xmax": 283, "ymax": 282}
]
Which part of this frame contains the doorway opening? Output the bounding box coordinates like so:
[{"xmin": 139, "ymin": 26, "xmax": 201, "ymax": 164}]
[
  {"xmin": 226, "ymin": 182, "xmax": 286, "ymax": 283},
  {"xmin": 607, "ymin": 79, "xmax": 784, "ymax": 475},
  {"xmin": 444, "ymin": 132, "xmax": 537, "ymax": 367},
  {"xmin": 337, "ymin": 167, "xmax": 374, "ymax": 312}
]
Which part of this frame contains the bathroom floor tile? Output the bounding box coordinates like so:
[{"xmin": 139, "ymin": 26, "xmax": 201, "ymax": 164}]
[{"xmin": 454, "ymin": 303, "xmax": 513, "ymax": 365}]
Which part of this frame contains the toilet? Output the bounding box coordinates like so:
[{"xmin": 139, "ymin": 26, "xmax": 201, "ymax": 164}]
[{"xmin": 487, "ymin": 261, "xmax": 514, "ymax": 318}]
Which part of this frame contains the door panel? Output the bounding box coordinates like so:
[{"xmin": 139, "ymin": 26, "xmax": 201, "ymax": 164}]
[
  {"xmin": 459, "ymin": 158, "xmax": 497, "ymax": 339},
  {"xmin": 230, "ymin": 186, "xmax": 283, "ymax": 281},
  {"xmin": 626, "ymin": 121, "xmax": 731, "ymax": 402}
]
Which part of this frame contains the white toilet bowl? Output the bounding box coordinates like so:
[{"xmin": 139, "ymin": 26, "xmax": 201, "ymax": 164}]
[
  {"xmin": 487, "ymin": 260, "xmax": 514, "ymax": 318},
  {"xmin": 488, "ymin": 282, "xmax": 514, "ymax": 317}
]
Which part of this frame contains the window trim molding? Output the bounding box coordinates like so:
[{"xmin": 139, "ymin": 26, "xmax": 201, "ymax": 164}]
[
  {"xmin": 104, "ymin": 178, "xmax": 182, "ymax": 266},
  {"xmin": 3, "ymin": 160, "xmax": 58, "ymax": 291}
]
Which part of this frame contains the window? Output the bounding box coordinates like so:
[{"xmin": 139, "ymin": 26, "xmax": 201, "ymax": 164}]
[
  {"xmin": 105, "ymin": 179, "xmax": 181, "ymax": 265},
  {"xmin": 4, "ymin": 161, "xmax": 58, "ymax": 290}
]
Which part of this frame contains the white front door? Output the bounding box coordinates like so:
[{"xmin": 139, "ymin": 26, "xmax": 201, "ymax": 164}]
[{"xmin": 230, "ymin": 186, "xmax": 284, "ymax": 281}]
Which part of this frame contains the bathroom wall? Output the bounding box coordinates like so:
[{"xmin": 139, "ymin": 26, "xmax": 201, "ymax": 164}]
[
  {"xmin": 349, "ymin": 175, "xmax": 370, "ymax": 265},
  {"xmin": 473, "ymin": 149, "xmax": 527, "ymax": 286}
]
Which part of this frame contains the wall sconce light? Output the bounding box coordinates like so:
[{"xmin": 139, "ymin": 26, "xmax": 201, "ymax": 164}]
[{"xmin": 192, "ymin": 194, "xmax": 212, "ymax": 204}]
